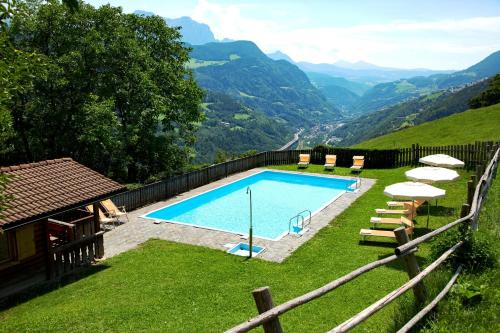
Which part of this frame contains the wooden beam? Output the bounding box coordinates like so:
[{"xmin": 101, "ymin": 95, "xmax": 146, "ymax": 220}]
[
  {"xmin": 394, "ymin": 227, "xmax": 426, "ymax": 303},
  {"xmin": 397, "ymin": 265, "xmax": 462, "ymax": 333},
  {"xmin": 92, "ymin": 202, "xmax": 100, "ymax": 233},
  {"xmin": 252, "ymin": 287, "xmax": 283, "ymax": 333},
  {"xmin": 224, "ymin": 252, "xmax": 407, "ymax": 333},
  {"xmin": 328, "ymin": 241, "xmax": 463, "ymax": 333},
  {"xmin": 42, "ymin": 219, "xmax": 51, "ymax": 280}
]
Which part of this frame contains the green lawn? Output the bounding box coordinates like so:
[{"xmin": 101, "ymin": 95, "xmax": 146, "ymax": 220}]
[
  {"xmin": 420, "ymin": 174, "xmax": 499, "ymax": 332},
  {"xmin": 0, "ymin": 166, "xmax": 473, "ymax": 332},
  {"xmin": 353, "ymin": 103, "xmax": 500, "ymax": 149}
]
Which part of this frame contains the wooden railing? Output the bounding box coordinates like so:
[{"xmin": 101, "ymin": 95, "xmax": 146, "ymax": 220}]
[
  {"xmin": 225, "ymin": 145, "xmax": 499, "ymax": 333},
  {"xmin": 48, "ymin": 231, "xmax": 104, "ymax": 279},
  {"xmin": 112, "ymin": 141, "xmax": 499, "ymax": 212}
]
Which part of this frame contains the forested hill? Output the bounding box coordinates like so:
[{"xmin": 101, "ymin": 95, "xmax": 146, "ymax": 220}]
[
  {"xmin": 355, "ymin": 50, "xmax": 500, "ymax": 114},
  {"xmin": 335, "ymin": 78, "xmax": 491, "ymax": 146},
  {"xmin": 189, "ymin": 41, "xmax": 341, "ymax": 127},
  {"xmin": 194, "ymin": 91, "xmax": 291, "ymax": 162}
]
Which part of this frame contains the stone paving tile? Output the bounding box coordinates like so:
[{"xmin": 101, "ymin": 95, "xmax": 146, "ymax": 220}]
[{"xmin": 103, "ymin": 168, "xmax": 376, "ymax": 262}]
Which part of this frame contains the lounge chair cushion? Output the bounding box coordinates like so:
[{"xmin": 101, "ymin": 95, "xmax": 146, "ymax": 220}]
[
  {"xmin": 299, "ymin": 154, "xmax": 310, "ymax": 163},
  {"xmin": 351, "ymin": 156, "xmax": 365, "ymax": 170},
  {"xmin": 325, "ymin": 155, "xmax": 337, "ymax": 164},
  {"xmin": 359, "ymin": 229, "xmax": 396, "ymax": 238}
]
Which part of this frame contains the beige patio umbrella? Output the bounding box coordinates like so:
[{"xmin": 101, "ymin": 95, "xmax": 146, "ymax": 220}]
[
  {"xmin": 405, "ymin": 167, "xmax": 459, "ymax": 183},
  {"xmin": 419, "ymin": 154, "xmax": 464, "ymax": 168},
  {"xmin": 406, "ymin": 166, "xmax": 459, "ymax": 207},
  {"xmin": 383, "ymin": 182, "xmax": 446, "ymax": 227}
]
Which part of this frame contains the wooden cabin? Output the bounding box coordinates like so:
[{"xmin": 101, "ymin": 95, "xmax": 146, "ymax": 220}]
[{"xmin": 0, "ymin": 158, "xmax": 125, "ymax": 298}]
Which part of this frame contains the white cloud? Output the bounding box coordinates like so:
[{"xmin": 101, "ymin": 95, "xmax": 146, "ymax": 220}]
[{"xmin": 191, "ymin": 0, "xmax": 500, "ymax": 69}]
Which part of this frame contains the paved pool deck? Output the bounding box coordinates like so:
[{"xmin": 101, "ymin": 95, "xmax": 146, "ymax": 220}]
[{"xmin": 103, "ymin": 168, "xmax": 376, "ymax": 263}]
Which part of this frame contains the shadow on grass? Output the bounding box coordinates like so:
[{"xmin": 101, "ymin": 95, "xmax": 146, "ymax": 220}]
[
  {"xmin": 358, "ymin": 240, "xmax": 396, "ymax": 248},
  {"xmin": 432, "ymin": 206, "xmax": 456, "ymax": 216},
  {"xmin": 412, "ymin": 227, "xmax": 434, "ymax": 238},
  {"xmin": 0, "ymin": 263, "xmax": 110, "ymax": 311}
]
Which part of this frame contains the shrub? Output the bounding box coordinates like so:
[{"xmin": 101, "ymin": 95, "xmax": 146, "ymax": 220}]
[
  {"xmin": 312, "ymin": 144, "xmax": 334, "ymax": 153},
  {"xmin": 430, "ymin": 229, "xmax": 496, "ymax": 272}
]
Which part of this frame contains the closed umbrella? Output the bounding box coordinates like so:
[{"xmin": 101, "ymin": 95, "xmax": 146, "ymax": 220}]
[
  {"xmin": 384, "ymin": 182, "xmax": 446, "ymax": 227},
  {"xmin": 419, "ymin": 154, "xmax": 464, "ymax": 168}
]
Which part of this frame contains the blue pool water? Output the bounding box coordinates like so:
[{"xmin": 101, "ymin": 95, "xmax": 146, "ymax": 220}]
[{"xmin": 144, "ymin": 171, "xmax": 356, "ymax": 240}]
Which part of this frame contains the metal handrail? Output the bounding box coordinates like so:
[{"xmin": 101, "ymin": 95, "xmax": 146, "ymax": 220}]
[{"xmin": 288, "ymin": 210, "xmax": 312, "ymax": 234}]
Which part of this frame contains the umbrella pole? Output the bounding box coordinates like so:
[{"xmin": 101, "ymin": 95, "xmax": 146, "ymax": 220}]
[{"xmin": 427, "ymin": 203, "xmax": 430, "ymax": 228}]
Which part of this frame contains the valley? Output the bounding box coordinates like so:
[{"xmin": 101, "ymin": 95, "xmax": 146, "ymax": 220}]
[{"xmin": 142, "ymin": 13, "xmax": 500, "ymax": 161}]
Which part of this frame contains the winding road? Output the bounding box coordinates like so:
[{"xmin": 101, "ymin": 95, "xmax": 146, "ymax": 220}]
[{"xmin": 278, "ymin": 128, "xmax": 304, "ymax": 151}]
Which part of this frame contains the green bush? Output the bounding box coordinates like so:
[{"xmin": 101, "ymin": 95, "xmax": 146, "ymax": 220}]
[
  {"xmin": 451, "ymin": 281, "xmax": 486, "ymax": 306},
  {"xmin": 469, "ymin": 74, "xmax": 500, "ymax": 109},
  {"xmin": 430, "ymin": 229, "xmax": 496, "ymax": 272},
  {"xmin": 312, "ymin": 144, "xmax": 334, "ymax": 153}
]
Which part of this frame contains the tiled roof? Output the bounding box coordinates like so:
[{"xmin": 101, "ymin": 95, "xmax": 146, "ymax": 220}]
[{"xmin": 0, "ymin": 158, "xmax": 125, "ymax": 229}]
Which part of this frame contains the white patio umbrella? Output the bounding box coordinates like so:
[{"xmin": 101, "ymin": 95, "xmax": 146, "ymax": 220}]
[
  {"xmin": 405, "ymin": 166, "xmax": 459, "ymax": 209},
  {"xmin": 384, "ymin": 182, "xmax": 446, "ymax": 227},
  {"xmin": 405, "ymin": 167, "xmax": 459, "ymax": 183},
  {"xmin": 419, "ymin": 154, "xmax": 464, "ymax": 168}
]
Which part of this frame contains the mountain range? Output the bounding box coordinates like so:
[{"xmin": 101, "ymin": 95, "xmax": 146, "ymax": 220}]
[
  {"xmin": 334, "ymin": 78, "xmax": 491, "ymax": 146},
  {"xmin": 190, "ymin": 41, "xmax": 341, "ymax": 126},
  {"xmin": 134, "ymin": 12, "xmax": 500, "ymax": 157},
  {"xmin": 134, "ymin": 10, "xmax": 218, "ymax": 45}
]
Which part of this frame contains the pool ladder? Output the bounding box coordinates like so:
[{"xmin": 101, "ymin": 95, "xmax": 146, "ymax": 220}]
[{"xmin": 288, "ymin": 210, "xmax": 312, "ymax": 236}]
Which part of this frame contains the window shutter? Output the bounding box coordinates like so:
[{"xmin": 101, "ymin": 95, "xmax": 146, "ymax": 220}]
[{"xmin": 16, "ymin": 224, "xmax": 36, "ymax": 260}]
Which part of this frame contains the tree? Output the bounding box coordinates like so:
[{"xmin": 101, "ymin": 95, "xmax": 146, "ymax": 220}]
[
  {"xmin": 469, "ymin": 74, "xmax": 500, "ymax": 109},
  {"xmin": 0, "ymin": 174, "xmax": 11, "ymax": 218},
  {"xmin": 3, "ymin": 1, "xmax": 203, "ymax": 182}
]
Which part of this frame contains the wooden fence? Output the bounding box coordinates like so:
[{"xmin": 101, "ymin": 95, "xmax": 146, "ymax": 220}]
[
  {"xmin": 112, "ymin": 141, "xmax": 499, "ymax": 212},
  {"xmin": 48, "ymin": 231, "xmax": 104, "ymax": 279},
  {"xmin": 225, "ymin": 145, "xmax": 499, "ymax": 333}
]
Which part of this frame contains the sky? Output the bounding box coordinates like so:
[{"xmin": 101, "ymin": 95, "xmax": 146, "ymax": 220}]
[{"xmin": 85, "ymin": 0, "xmax": 500, "ymax": 70}]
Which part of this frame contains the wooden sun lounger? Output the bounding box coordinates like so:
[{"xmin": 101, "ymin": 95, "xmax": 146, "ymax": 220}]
[
  {"xmin": 86, "ymin": 205, "xmax": 118, "ymax": 229},
  {"xmin": 297, "ymin": 154, "xmax": 310, "ymax": 168},
  {"xmin": 375, "ymin": 203, "xmax": 416, "ymax": 217},
  {"xmin": 386, "ymin": 199, "xmax": 426, "ymax": 208},
  {"xmin": 370, "ymin": 216, "xmax": 413, "ymax": 228},
  {"xmin": 360, "ymin": 227, "xmax": 413, "ymax": 241},
  {"xmin": 375, "ymin": 208, "xmax": 411, "ymax": 215},
  {"xmin": 350, "ymin": 156, "xmax": 364, "ymax": 173},
  {"xmin": 101, "ymin": 199, "xmax": 129, "ymax": 222},
  {"xmin": 324, "ymin": 154, "xmax": 337, "ymax": 170}
]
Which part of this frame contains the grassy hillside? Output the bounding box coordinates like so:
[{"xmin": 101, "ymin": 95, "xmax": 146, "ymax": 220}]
[
  {"xmin": 354, "ymin": 50, "xmax": 500, "ymax": 114},
  {"xmin": 337, "ymin": 79, "xmax": 490, "ymax": 146},
  {"xmin": 353, "ymin": 103, "xmax": 500, "ymax": 149}
]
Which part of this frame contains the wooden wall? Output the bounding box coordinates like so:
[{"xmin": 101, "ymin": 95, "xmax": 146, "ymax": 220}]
[{"xmin": 0, "ymin": 221, "xmax": 47, "ymax": 297}]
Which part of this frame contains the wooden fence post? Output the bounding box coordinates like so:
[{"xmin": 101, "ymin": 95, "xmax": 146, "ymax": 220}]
[
  {"xmin": 95, "ymin": 232, "xmax": 104, "ymax": 259},
  {"xmin": 252, "ymin": 287, "xmax": 283, "ymax": 333},
  {"xmin": 92, "ymin": 202, "xmax": 100, "ymax": 232},
  {"xmin": 411, "ymin": 144, "xmax": 416, "ymax": 166},
  {"xmin": 394, "ymin": 227, "xmax": 427, "ymax": 303},
  {"xmin": 459, "ymin": 203, "xmax": 471, "ymax": 235},
  {"xmin": 467, "ymin": 176, "xmax": 475, "ymax": 206}
]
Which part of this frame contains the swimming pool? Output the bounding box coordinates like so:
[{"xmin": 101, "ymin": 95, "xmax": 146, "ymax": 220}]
[{"xmin": 143, "ymin": 171, "xmax": 357, "ymax": 240}]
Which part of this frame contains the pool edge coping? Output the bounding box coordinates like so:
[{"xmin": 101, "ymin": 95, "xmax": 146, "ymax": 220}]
[{"xmin": 140, "ymin": 169, "xmax": 356, "ymax": 241}]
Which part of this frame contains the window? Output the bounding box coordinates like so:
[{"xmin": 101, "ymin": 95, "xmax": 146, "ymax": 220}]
[
  {"xmin": 16, "ymin": 225, "xmax": 36, "ymax": 260},
  {"xmin": 0, "ymin": 232, "xmax": 10, "ymax": 263}
]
